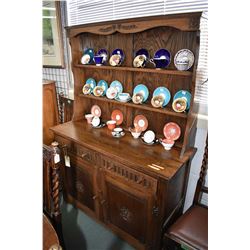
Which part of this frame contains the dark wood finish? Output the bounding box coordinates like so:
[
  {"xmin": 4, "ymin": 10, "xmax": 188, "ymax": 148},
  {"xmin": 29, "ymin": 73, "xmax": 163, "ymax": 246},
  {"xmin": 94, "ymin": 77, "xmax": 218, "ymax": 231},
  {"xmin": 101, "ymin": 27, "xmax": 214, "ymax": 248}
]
[
  {"xmin": 43, "ymin": 81, "xmax": 59, "ymax": 145},
  {"xmin": 59, "ymin": 94, "xmax": 74, "ymax": 123},
  {"xmin": 43, "ymin": 214, "xmax": 61, "ymax": 250},
  {"xmin": 51, "ymin": 12, "xmax": 201, "ymax": 250}
]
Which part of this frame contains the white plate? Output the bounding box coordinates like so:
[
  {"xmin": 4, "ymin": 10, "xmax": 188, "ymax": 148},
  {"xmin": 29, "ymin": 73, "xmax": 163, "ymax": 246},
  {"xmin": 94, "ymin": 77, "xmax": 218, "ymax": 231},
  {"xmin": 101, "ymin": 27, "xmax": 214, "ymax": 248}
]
[{"xmin": 174, "ymin": 49, "xmax": 194, "ymax": 71}]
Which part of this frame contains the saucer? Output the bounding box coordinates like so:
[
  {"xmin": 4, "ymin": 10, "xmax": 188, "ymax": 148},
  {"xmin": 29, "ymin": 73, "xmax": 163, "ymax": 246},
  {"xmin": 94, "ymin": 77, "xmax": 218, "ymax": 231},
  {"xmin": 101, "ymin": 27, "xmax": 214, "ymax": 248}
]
[
  {"xmin": 153, "ymin": 49, "xmax": 171, "ymax": 68},
  {"xmin": 92, "ymin": 122, "xmax": 106, "ymax": 128},
  {"xmin": 174, "ymin": 49, "xmax": 194, "ymax": 71},
  {"xmin": 111, "ymin": 109, "xmax": 124, "ymax": 125},
  {"xmin": 91, "ymin": 105, "xmax": 102, "ymax": 117},
  {"xmin": 85, "ymin": 78, "xmax": 96, "ymax": 90},
  {"xmin": 134, "ymin": 115, "xmax": 148, "ymax": 132},
  {"xmin": 106, "ymin": 87, "xmax": 118, "ymax": 99},
  {"xmin": 97, "ymin": 49, "xmax": 109, "ymax": 64},
  {"xmin": 135, "ymin": 48, "xmax": 149, "ymax": 59},
  {"xmin": 163, "ymin": 122, "xmax": 181, "ymax": 141},
  {"xmin": 152, "ymin": 87, "xmax": 171, "ymax": 107},
  {"xmin": 111, "ymin": 48, "xmax": 125, "ymax": 64},
  {"xmin": 140, "ymin": 137, "xmax": 159, "ymax": 145},
  {"xmin": 115, "ymin": 96, "xmax": 131, "ymax": 103},
  {"xmin": 97, "ymin": 80, "xmax": 108, "ymax": 95},
  {"xmin": 110, "ymin": 80, "xmax": 123, "ymax": 93},
  {"xmin": 133, "ymin": 84, "xmax": 149, "ymax": 102},
  {"xmin": 81, "ymin": 48, "xmax": 94, "ymax": 64},
  {"xmin": 173, "ymin": 90, "xmax": 191, "ymax": 110}
]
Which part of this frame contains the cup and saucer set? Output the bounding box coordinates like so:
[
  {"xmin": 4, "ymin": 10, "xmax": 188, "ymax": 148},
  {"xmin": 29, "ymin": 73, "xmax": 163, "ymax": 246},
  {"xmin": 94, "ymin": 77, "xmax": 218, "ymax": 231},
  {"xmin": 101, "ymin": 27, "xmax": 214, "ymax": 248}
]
[
  {"xmin": 109, "ymin": 49, "xmax": 125, "ymax": 67},
  {"xmin": 172, "ymin": 90, "xmax": 191, "ymax": 113},
  {"xmin": 132, "ymin": 84, "xmax": 149, "ymax": 104},
  {"xmin": 85, "ymin": 105, "xmax": 106, "ymax": 128},
  {"xmin": 81, "ymin": 48, "xmax": 109, "ymax": 66},
  {"xmin": 108, "ymin": 109, "xmax": 125, "ymax": 138}
]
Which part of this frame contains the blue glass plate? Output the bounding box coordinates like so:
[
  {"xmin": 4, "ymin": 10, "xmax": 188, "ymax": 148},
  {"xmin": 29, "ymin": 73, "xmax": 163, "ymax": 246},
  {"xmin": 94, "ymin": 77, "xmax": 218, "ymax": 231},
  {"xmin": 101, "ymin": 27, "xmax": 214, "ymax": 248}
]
[
  {"xmin": 84, "ymin": 48, "xmax": 95, "ymax": 63},
  {"xmin": 135, "ymin": 48, "xmax": 149, "ymax": 59},
  {"xmin": 97, "ymin": 80, "xmax": 109, "ymax": 95},
  {"xmin": 110, "ymin": 80, "xmax": 123, "ymax": 94},
  {"xmin": 133, "ymin": 84, "xmax": 149, "ymax": 102},
  {"xmin": 85, "ymin": 78, "xmax": 96, "ymax": 90},
  {"xmin": 111, "ymin": 49, "xmax": 125, "ymax": 63},
  {"xmin": 173, "ymin": 90, "xmax": 191, "ymax": 109},
  {"xmin": 97, "ymin": 49, "xmax": 109, "ymax": 64},
  {"xmin": 154, "ymin": 49, "xmax": 171, "ymax": 67},
  {"xmin": 153, "ymin": 87, "xmax": 171, "ymax": 107}
]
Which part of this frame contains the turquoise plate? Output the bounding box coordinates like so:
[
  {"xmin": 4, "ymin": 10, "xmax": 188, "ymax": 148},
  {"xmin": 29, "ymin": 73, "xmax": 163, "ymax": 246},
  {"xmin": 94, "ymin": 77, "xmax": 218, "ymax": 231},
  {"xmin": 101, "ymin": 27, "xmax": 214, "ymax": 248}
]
[
  {"xmin": 97, "ymin": 80, "xmax": 109, "ymax": 95},
  {"xmin": 153, "ymin": 87, "xmax": 171, "ymax": 107},
  {"xmin": 173, "ymin": 90, "xmax": 191, "ymax": 109},
  {"xmin": 133, "ymin": 84, "xmax": 149, "ymax": 102},
  {"xmin": 110, "ymin": 80, "xmax": 123, "ymax": 93},
  {"xmin": 85, "ymin": 78, "xmax": 96, "ymax": 91}
]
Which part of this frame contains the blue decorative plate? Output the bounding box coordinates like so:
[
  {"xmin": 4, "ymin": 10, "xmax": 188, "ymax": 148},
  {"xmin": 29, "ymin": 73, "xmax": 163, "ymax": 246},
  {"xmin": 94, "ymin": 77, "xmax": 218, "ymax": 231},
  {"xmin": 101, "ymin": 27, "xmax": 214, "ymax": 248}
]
[
  {"xmin": 135, "ymin": 48, "xmax": 149, "ymax": 59},
  {"xmin": 97, "ymin": 80, "xmax": 109, "ymax": 95},
  {"xmin": 110, "ymin": 80, "xmax": 123, "ymax": 94},
  {"xmin": 173, "ymin": 90, "xmax": 191, "ymax": 109},
  {"xmin": 133, "ymin": 84, "xmax": 149, "ymax": 102},
  {"xmin": 85, "ymin": 78, "xmax": 96, "ymax": 90},
  {"xmin": 111, "ymin": 49, "xmax": 125, "ymax": 64},
  {"xmin": 97, "ymin": 49, "xmax": 109, "ymax": 64},
  {"xmin": 153, "ymin": 87, "xmax": 171, "ymax": 107},
  {"xmin": 154, "ymin": 49, "xmax": 171, "ymax": 67},
  {"xmin": 84, "ymin": 48, "xmax": 95, "ymax": 63}
]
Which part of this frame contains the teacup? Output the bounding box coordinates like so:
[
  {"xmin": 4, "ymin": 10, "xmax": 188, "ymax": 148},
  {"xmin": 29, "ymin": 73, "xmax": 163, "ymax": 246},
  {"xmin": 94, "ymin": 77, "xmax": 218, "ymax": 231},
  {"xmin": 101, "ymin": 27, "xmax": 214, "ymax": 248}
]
[
  {"xmin": 93, "ymin": 86, "xmax": 104, "ymax": 97},
  {"xmin": 106, "ymin": 120, "xmax": 116, "ymax": 130},
  {"xmin": 94, "ymin": 55, "xmax": 104, "ymax": 66},
  {"xmin": 82, "ymin": 84, "xmax": 92, "ymax": 95},
  {"xmin": 118, "ymin": 93, "xmax": 131, "ymax": 101},
  {"xmin": 132, "ymin": 92, "xmax": 144, "ymax": 104},
  {"xmin": 129, "ymin": 127, "xmax": 141, "ymax": 139},
  {"xmin": 143, "ymin": 130, "xmax": 155, "ymax": 144},
  {"xmin": 133, "ymin": 55, "xmax": 146, "ymax": 68},
  {"xmin": 85, "ymin": 113, "xmax": 94, "ymax": 124},
  {"xmin": 106, "ymin": 87, "xmax": 118, "ymax": 99},
  {"xmin": 112, "ymin": 127, "xmax": 123, "ymax": 136},
  {"xmin": 160, "ymin": 138, "xmax": 175, "ymax": 150},
  {"xmin": 172, "ymin": 98, "xmax": 187, "ymax": 112},
  {"xmin": 175, "ymin": 57, "xmax": 189, "ymax": 71},
  {"xmin": 81, "ymin": 54, "xmax": 91, "ymax": 65},
  {"xmin": 109, "ymin": 54, "xmax": 122, "ymax": 66},
  {"xmin": 150, "ymin": 58, "xmax": 168, "ymax": 69},
  {"xmin": 91, "ymin": 116, "xmax": 101, "ymax": 127},
  {"xmin": 151, "ymin": 95, "xmax": 164, "ymax": 108}
]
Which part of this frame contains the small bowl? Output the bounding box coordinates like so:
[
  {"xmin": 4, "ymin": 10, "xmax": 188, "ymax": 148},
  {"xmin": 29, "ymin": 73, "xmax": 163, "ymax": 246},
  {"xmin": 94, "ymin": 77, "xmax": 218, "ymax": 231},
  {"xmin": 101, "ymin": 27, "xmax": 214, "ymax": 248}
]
[
  {"xmin": 85, "ymin": 114, "xmax": 94, "ymax": 124},
  {"xmin": 118, "ymin": 93, "xmax": 131, "ymax": 101},
  {"xmin": 94, "ymin": 55, "xmax": 104, "ymax": 66},
  {"xmin": 106, "ymin": 120, "xmax": 116, "ymax": 130}
]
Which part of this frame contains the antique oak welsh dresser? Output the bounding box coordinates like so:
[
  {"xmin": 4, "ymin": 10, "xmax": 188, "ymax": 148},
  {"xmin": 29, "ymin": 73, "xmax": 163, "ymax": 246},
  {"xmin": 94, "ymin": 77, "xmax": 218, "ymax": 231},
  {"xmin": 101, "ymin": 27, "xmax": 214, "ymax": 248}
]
[{"xmin": 51, "ymin": 12, "xmax": 202, "ymax": 250}]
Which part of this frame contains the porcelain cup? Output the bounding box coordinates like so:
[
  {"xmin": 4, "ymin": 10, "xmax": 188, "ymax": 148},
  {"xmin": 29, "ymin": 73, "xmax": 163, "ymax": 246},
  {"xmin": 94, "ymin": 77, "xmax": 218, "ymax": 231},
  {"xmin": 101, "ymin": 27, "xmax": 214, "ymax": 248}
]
[
  {"xmin": 94, "ymin": 55, "xmax": 104, "ymax": 66},
  {"xmin": 91, "ymin": 116, "xmax": 101, "ymax": 127},
  {"xmin": 109, "ymin": 54, "xmax": 122, "ymax": 66},
  {"xmin": 107, "ymin": 120, "xmax": 116, "ymax": 130},
  {"xmin": 118, "ymin": 93, "xmax": 131, "ymax": 101},
  {"xmin": 160, "ymin": 138, "xmax": 175, "ymax": 150},
  {"xmin": 82, "ymin": 84, "xmax": 92, "ymax": 95},
  {"xmin": 172, "ymin": 97, "xmax": 187, "ymax": 112},
  {"xmin": 133, "ymin": 55, "xmax": 146, "ymax": 68},
  {"xmin": 151, "ymin": 95, "xmax": 164, "ymax": 108},
  {"xmin": 112, "ymin": 127, "xmax": 123, "ymax": 136},
  {"xmin": 132, "ymin": 92, "xmax": 144, "ymax": 104},
  {"xmin": 93, "ymin": 86, "xmax": 104, "ymax": 96},
  {"xmin": 85, "ymin": 114, "xmax": 94, "ymax": 124},
  {"xmin": 143, "ymin": 130, "xmax": 155, "ymax": 144},
  {"xmin": 150, "ymin": 58, "xmax": 168, "ymax": 69}
]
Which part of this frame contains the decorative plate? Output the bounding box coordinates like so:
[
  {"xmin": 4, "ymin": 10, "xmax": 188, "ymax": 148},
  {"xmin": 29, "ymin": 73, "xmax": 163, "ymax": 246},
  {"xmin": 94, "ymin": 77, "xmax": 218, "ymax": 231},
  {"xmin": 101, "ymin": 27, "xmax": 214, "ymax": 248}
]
[
  {"xmin": 106, "ymin": 87, "xmax": 118, "ymax": 99},
  {"xmin": 91, "ymin": 105, "xmax": 102, "ymax": 117},
  {"xmin": 133, "ymin": 115, "xmax": 148, "ymax": 132},
  {"xmin": 133, "ymin": 84, "xmax": 149, "ymax": 102},
  {"xmin": 174, "ymin": 49, "xmax": 194, "ymax": 71},
  {"xmin": 163, "ymin": 122, "xmax": 181, "ymax": 141},
  {"xmin": 97, "ymin": 80, "xmax": 109, "ymax": 95},
  {"xmin": 111, "ymin": 48, "xmax": 125, "ymax": 64},
  {"xmin": 152, "ymin": 87, "xmax": 171, "ymax": 107},
  {"xmin": 173, "ymin": 90, "xmax": 191, "ymax": 110},
  {"xmin": 97, "ymin": 49, "xmax": 109, "ymax": 64},
  {"xmin": 111, "ymin": 109, "xmax": 124, "ymax": 125},
  {"xmin": 135, "ymin": 48, "xmax": 149, "ymax": 59},
  {"xmin": 110, "ymin": 80, "xmax": 123, "ymax": 94},
  {"xmin": 153, "ymin": 49, "xmax": 171, "ymax": 67},
  {"xmin": 85, "ymin": 78, "xmax": 96, "ymax": 90}
]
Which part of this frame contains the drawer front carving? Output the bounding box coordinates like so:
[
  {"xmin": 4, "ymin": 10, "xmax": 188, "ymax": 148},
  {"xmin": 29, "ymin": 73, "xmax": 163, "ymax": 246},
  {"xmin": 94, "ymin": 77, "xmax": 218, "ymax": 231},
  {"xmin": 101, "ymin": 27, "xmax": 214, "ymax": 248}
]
[
  {"xmin": 101, "ymin": 156, "xmax": 157, "ymax": 194},
  {"xmin": 106, "ymin": 182, "xmax": 147, "ymax": 243},
  {"xmin": 65, "ymin": 163, "xmax": 95, "ymax": 211},
  {"xmin": 55, "ymin": 135, "xmax": 96, "ymax": 164}
]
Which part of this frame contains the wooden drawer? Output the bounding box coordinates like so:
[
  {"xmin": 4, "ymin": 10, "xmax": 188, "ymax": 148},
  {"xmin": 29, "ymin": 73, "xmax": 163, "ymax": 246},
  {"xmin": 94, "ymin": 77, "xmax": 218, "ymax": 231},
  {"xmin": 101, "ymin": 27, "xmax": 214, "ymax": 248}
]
[
  {"xmin": 55, "ymin": 135, "xmax": 96, "ymax": 165},
  {"xmin": 101, "ymin": 155, "xmax": 158, "ymax": 195}
]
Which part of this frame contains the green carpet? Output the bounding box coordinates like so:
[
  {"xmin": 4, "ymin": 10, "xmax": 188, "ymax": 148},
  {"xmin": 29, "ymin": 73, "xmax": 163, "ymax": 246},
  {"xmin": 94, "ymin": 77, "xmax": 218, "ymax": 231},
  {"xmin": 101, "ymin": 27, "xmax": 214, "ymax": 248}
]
[{"xmin": 61, "ymin": 199, "xmax": 135, "ymax": 250}]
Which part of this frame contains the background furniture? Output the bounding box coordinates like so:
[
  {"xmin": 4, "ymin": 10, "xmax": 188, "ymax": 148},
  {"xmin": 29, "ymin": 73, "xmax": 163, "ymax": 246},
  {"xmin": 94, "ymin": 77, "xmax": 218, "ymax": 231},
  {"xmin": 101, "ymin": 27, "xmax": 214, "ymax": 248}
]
[
  {"xmin": 59, "ymin": 93, "xmax": 74, "ymax": 124},
  {"xmin": 51, "ymin": 12, "xmax": 201, "ymax": 250},
  {"xmin": 43, "ymin": 144, "xmax": 65, "ymax": 249},
  {"xmin": 163, "ymin": 136, "xmax": 208, "ymax": 250},
  {"xmin": 43, "ymin": 81, "xmax": 59, "ymax": 145}
]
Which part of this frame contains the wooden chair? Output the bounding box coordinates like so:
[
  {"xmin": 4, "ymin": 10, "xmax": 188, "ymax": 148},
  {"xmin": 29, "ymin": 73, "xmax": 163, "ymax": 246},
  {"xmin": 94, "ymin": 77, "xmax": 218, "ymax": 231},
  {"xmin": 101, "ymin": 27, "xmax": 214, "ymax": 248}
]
[
  {"xmin": 43, "ymin": 143, "xmax": 65, "ymax": 249},
  {"xmin": 58, "ymin": 93, "xmax": 74, "ymax": 124},
  {"xmin": 164, "ymin": 136, "xmax": 208, "ymax": 250}
]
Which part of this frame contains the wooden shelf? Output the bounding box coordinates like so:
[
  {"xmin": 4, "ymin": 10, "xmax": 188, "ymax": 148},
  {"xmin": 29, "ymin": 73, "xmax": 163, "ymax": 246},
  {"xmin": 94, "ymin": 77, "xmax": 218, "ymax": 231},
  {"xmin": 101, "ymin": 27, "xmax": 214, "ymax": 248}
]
[
  {"xmin": 79, "ymin": 93, "xmax": 188, "ymax": 118},
  {"xmin": 74, "ymin": 64, "xmax": 193, "ymax": 77}
]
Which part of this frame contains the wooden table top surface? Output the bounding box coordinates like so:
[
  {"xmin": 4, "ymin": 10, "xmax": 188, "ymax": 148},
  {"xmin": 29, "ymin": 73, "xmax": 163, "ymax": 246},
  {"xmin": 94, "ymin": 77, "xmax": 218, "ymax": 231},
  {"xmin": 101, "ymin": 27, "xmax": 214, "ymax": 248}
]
[{"xmin": 51, "ymin": 120, "xmax": 196, "ymax": 180}]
